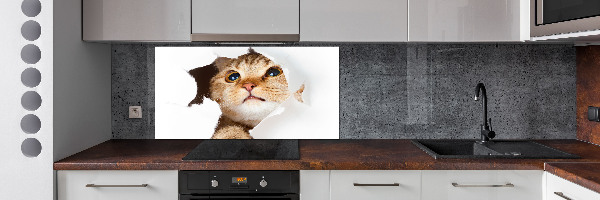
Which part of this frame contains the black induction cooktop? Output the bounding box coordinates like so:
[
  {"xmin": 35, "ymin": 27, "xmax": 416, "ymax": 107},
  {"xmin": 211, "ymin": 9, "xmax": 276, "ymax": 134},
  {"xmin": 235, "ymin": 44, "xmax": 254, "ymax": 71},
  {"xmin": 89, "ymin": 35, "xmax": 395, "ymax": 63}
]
[{"xmin": 182, "ymin": 139, "xmax": 300, "ymax": 160}]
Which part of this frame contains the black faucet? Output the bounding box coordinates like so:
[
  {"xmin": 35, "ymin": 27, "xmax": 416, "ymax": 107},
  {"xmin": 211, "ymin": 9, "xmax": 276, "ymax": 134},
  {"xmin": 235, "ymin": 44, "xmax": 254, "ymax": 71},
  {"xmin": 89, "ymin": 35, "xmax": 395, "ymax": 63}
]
[{"xmin": 474, "ymin": 83, "xmax": 495, "ymax": 143}]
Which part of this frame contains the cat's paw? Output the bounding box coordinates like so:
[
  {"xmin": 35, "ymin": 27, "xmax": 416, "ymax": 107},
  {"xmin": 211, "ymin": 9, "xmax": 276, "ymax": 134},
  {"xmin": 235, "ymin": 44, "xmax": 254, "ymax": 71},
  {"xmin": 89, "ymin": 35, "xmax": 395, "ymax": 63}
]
[
  {"xmin": 211, "ymin": 125, "xmax": 253, "ymax": 139},
  {"xmin": 294, "ymin": 84, "xmax": 305, "ymax": 103}
]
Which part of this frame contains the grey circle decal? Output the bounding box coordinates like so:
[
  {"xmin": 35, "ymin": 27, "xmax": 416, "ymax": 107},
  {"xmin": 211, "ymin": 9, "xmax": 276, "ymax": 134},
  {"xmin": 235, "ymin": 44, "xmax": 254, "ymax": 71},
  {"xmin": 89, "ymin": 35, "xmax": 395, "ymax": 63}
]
[
  {"xmin": 21, "ymin": 20, "xmax": 41, "ymax": 41},
  {"xmin": 21, "ymin": 114, "xmax": 41, "ymax": 134},
  {"xmin": 21, "ymin": 138, "xmax": 42, "ymax": 157},
  {"xmin": 21, "ymin": 44, "xmax": 41, "ymax": 64},
  {"xmin": 21, "ymin": 0, "xmax": 41, "ymax": 17},
  {"xmin": 21, "ymin": 68, "xmax": 41, "ymax": 88},
  {"xmin": 21, "ymin": 91, "xmax": 42, "ymax": 111}
]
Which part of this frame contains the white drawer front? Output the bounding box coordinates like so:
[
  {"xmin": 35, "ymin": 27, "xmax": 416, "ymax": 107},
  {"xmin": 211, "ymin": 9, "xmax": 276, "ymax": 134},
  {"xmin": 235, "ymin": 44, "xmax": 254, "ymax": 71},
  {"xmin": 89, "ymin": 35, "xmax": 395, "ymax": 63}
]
[
  {"xmin": 422, "ymin": 170, "xmax": 542, "ymax": 200},
  {"xmin": 300, "ymin": 170, "xmax": 330, "ymax": 200},
  {"xmin": 546, "ymin": 172, "xmax": 600, "ymax": 200},
  {"xmin": 330, "ymin": 170, "xmax": 421, "ymax": 200},
  {"xmin": 57, "ymin": 170, "xmax": 178, "ymax": 200}
]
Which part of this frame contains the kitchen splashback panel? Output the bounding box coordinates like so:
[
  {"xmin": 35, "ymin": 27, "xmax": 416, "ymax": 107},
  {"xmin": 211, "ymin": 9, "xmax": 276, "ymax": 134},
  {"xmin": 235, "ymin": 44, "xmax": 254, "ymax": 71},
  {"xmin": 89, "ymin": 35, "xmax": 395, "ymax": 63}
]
[
  {"xmin": 154, "ymin": 47, "xmax": 339, "ymax": 139},
  {"xmin": 112, "ymin": 43, "xmax": 576, "ymax": 139}
]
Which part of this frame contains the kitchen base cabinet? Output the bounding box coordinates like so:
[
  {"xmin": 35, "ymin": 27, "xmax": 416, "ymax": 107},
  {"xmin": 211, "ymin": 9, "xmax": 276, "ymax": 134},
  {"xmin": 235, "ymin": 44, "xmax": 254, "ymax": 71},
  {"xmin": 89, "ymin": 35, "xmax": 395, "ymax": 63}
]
[
  {"xmin": 57, "ymin": 170, "xmax": 178, "ymax": 200},
  {"xmin": 300, "ymin": 170, "xmax": 330, "ymax": 200},
  {"xmin": 545, "ymin": 172, "xmax": 600, "ymax": 200},
  {"xmin": 57, "ymin": 170, "xmax": 600, "ymax": 200},
  {"xmin": 422, "ymin": 170, "xmax": 543, "ymax": 200},
  {"xmin": 330, "ymin": 170, "xmax": 421, "ymax": 200}
]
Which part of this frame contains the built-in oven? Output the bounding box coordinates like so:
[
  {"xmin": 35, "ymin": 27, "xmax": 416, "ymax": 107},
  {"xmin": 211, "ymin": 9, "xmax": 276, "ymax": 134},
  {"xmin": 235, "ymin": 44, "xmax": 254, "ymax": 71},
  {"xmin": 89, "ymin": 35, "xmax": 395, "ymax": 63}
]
[
  {"xmin": 531, "ymin": 0, "xmax": 600, "ymax": 38},
  {"xmin": 179, "ymin": 171, "xmax": 299, "ymax": 200}
]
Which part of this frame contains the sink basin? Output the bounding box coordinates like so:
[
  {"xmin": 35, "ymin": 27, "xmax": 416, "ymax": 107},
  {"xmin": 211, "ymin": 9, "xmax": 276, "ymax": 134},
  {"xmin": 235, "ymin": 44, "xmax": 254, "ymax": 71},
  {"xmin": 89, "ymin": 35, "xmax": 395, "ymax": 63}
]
[{"xmin": 412, "ymin": 140, "xmax": 579, "ymax": 159}]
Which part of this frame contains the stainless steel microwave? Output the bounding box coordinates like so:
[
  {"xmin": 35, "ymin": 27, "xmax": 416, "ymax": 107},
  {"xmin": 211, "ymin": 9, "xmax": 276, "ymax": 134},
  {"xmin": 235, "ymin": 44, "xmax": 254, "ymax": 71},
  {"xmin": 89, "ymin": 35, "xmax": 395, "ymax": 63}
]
[{"xmin": 531, "ymin": 0, "xmax": 600, "ymax": 37}]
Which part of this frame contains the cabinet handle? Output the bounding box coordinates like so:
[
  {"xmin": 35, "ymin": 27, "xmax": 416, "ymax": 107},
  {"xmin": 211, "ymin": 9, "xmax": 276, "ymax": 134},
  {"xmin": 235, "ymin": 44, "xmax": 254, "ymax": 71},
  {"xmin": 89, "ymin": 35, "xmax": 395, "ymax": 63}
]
[
  {"xmin": 353, "ymin": 183, "xmax": 400, "ymax": 186},
  {"xmin": 451, "ymin": 183, "xmax": 514, "ymax": 187},
  {"xmin": 86, "ymin": 184, "xmax": 149, "ymax": 188},
  {"xmin": 554, "ymin": 192, "xmax": 573, "ymax": 200}
]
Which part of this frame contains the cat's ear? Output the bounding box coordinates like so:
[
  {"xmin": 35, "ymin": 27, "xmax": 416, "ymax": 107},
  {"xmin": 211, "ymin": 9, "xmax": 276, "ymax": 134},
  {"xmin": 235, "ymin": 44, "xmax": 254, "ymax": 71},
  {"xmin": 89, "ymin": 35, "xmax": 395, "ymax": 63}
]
[
  {"xmin": 294, "ymin": 84, "xmax": 305, "ymax": 103},
  {"xmin": 248, "ymin": 47, "xmax": 257, "ymax": 54},
  {"xmin": 213, "ymin": 56, "xmax": 232, "ymax": 72},
  {"xmin": 188, "ymin": 61, "xmax": 220, "ymax": 106}
]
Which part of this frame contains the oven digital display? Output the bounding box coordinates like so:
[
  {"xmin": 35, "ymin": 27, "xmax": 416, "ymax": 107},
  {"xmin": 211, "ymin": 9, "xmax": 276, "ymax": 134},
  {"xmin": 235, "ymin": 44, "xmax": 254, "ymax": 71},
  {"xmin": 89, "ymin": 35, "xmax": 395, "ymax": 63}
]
[{"xmin": 232, "ymin": 177, "xmax": 247, "ymax": 184}]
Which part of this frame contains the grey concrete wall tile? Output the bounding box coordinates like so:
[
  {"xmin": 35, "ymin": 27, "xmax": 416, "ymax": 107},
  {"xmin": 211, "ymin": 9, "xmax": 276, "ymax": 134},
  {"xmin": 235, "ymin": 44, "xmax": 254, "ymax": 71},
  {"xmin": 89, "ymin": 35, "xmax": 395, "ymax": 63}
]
[
  {"xmin": 340, "ymin": 75, "xmax": 408, "ymax": 139},
  {"xmin": 340, "ymin": 44, "xmax": 407, "ymax": 75},
  {"xmin": 111, "ymin": 44, "xmax": 153, "ymax": 139}
]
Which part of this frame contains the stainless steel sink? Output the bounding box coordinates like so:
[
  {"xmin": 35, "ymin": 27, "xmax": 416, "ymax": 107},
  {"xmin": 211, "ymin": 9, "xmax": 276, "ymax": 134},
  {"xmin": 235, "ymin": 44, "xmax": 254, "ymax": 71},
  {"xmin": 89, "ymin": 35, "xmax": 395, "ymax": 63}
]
[{"xmin": 412, "ymin": 140, "xmax": 579, "ymax": 159}]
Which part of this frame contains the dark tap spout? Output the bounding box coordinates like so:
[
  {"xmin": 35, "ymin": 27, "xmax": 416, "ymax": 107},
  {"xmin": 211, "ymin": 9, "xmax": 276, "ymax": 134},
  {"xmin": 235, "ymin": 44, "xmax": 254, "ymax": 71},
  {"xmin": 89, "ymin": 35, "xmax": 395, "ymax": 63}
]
[
  {"xmin": 474, "ymin": 83, "xmax": 488, "ymax": 129},
  {"xmin": 474, "ymin": 83, "xmax": 495, "ymax": 142}
]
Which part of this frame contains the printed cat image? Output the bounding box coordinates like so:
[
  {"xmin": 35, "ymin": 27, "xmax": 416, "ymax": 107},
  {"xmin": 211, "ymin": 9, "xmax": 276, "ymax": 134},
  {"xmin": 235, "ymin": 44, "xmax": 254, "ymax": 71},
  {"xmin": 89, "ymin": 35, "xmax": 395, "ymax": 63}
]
[{"xmin": 188, "ymin": 48, "xmax": 303, "ymax": 139}]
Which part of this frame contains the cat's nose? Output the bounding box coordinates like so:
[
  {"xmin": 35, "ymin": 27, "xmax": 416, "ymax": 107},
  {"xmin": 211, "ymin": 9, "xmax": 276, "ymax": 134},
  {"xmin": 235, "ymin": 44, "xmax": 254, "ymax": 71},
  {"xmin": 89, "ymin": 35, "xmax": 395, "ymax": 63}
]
[{"xmin": 242, "ymin": 83, "xmax": 256, "ymax": 92}]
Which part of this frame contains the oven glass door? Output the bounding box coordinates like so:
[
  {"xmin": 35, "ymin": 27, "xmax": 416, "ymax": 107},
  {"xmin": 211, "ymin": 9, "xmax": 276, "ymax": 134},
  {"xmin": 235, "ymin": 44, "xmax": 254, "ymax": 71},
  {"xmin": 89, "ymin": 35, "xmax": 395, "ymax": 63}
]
[{"xmin": 538, "ymin": 0, "xmax": 600, "ymax": 25}]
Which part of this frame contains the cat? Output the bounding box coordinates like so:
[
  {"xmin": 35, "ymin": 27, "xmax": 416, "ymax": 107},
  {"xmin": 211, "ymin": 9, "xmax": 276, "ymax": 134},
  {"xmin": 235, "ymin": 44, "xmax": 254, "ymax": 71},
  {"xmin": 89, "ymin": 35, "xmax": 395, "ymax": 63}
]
[{"xmin": 188, "ymin": 48, "xmax": 303, "ymax": 139}]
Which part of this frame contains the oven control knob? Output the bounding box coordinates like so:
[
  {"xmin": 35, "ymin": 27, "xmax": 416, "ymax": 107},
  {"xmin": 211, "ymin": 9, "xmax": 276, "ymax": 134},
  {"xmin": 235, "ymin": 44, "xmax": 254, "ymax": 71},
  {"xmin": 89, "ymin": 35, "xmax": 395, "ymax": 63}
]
[
  {"xmin": 259, "ymin": 179, "xmax": 267, "ymax": 187},
  {"xmin": 211, "ymin": 180, "xmax": 218, "ymax": 188}
]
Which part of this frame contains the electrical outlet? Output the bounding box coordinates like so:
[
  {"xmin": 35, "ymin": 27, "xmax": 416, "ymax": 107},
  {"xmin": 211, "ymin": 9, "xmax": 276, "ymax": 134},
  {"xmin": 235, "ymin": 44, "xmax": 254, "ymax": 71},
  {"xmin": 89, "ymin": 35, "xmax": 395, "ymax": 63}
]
[{"xmin": 129, "ymin": 106, "xmax": 142, "ymax": 119}]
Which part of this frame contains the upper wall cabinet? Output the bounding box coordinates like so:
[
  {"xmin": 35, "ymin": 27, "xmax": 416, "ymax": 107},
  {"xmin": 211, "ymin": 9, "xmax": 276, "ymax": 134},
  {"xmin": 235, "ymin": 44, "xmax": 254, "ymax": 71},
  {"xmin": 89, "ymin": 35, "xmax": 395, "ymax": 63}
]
[
  {"xmin": 300, "ymin": 0, "xmax": 408, "ymax": 42},
  {"xmin": 83, "ymin": 0, "xmax": 191, "ymax": 42},
  {"xmin": 409, "ymin": 0, "xmax": 529, "ymax": 42},
  {"xmin": 82, "ymin": 0, "xmax": 528, "ymax": 42},
  {"xmin": 191, "ymin": 0, "xmax": 300, "ymax": 41}
]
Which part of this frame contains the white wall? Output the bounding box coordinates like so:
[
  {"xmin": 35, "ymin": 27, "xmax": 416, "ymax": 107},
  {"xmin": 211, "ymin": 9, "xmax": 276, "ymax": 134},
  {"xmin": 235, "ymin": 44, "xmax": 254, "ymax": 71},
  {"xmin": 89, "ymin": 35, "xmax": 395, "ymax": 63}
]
[
  {"xmin": 0, "ymin": 0, "xmax": 53, "ymax": 199},
  {"xmin": 53, "ymin": 0, "xmax": 112, "ymax": 162},
  {"xmin": 1, "ymin": 0, "xmax": 111, "ymax": 199}
]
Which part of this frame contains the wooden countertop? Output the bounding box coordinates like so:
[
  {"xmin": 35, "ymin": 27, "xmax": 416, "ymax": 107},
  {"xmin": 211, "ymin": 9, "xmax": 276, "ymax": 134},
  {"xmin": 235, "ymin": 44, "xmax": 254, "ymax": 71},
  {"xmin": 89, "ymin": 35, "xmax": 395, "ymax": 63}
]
[
  {"xmin": 54, "ymin": 139, "xmax": 600, "ymax": 195},
  {"xmin": 54, "ymin": 139, "xmax": 600, "ymax": 171}
]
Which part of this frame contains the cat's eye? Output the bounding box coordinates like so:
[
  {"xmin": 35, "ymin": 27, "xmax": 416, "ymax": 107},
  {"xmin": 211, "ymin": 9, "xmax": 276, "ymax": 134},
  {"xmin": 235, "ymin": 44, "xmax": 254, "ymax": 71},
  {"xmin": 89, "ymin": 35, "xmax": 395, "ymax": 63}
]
[
  {"xmin": 265, "ymin": 67, "xmax": 282, "ymax": 77},
  {"xmin": 225, "ymin": 71, "xmax": 240, "ymax": 83}
]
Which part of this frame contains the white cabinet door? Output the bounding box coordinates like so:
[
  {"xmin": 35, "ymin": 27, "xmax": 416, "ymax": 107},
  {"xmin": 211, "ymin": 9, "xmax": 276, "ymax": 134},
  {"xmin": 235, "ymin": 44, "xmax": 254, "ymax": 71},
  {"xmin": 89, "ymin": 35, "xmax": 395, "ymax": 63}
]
[
  {"xmin": 409, "ymin": 0, "xmax": 529, "ymax": 42},
  {"xmin": 422, "ymin": 170, "xmax": 543, "ymax": 200},
  {"xmin": 300, "ymin": 0, "xmax": 408, "ymax": 42},
  {"xmin": 330, "ymin": 170, "xmax": 420, "ymax": 200},
  {"xmin": 83, "ymin": 0, "xmax": 191, "ymax": 41},
  {"xmin": 300, "ymin": 170, "xmax": 330, "ymax": 200},
  {"xmin": 545, "ymin": 172, "xmax": 600, "ymax": 200},
  {"xmin": 191, "ymin": 0, "xmax": 299, "ymax": 39},
  {"xmin": 57, "ymin": 170, "xmax": 178, "ymax": 200}
]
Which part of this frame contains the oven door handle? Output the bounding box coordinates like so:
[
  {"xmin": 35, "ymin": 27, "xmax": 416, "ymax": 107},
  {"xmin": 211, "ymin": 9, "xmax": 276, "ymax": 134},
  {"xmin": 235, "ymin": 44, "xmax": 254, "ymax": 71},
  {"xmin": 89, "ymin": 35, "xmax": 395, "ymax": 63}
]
[
  {"xmin": 180, "ymin": 195, "xmax": 298, "ymax": 200},
  {"xmin": 210, "ymin": 196, "xmax": 296, "ymax": 199}
]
